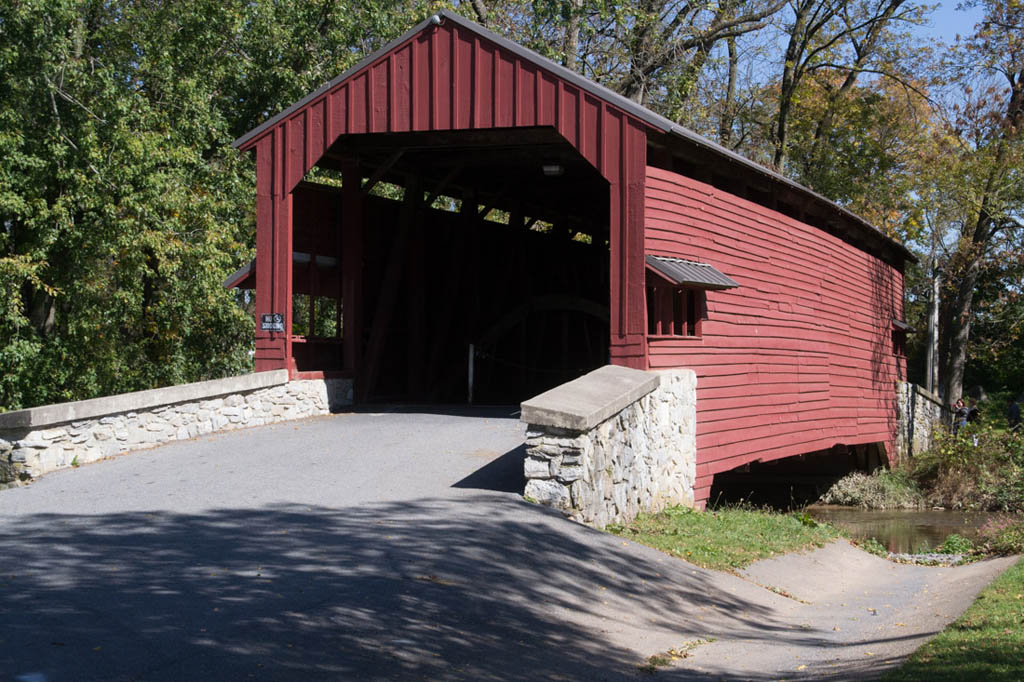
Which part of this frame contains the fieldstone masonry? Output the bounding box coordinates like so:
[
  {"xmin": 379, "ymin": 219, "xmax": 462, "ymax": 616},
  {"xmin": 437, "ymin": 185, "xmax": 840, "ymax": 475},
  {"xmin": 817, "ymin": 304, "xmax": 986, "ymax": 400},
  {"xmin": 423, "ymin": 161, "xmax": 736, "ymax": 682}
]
[
  {"xmin": 896, "ymin": 381, "xmax": 946, "ymax": 460},
  {"xmin": 0, "ymin": 371, "xmax": 352, "ymax": 488},
  {"xmin": 521, "ymin": 366, "xmax": 697, "ymax": 528}
]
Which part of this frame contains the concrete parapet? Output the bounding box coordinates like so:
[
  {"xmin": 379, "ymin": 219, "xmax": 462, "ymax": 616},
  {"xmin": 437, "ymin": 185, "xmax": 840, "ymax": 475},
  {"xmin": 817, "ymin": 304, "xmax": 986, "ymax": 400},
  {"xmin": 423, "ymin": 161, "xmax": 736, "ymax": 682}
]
[
  {"xmin": 0, "ymin": 373, "xmax": 353, "ymax": 488},
  {"xmin": 521, "ymin": 364, "xmax": 661, "ymax": 431},
  {"xmin": 0, "ymin": 370, "xmax": 291, "ymax": 430},
  {"xmin": 521, "ymin": 366, "xmax": 697, "ymax": 528}
]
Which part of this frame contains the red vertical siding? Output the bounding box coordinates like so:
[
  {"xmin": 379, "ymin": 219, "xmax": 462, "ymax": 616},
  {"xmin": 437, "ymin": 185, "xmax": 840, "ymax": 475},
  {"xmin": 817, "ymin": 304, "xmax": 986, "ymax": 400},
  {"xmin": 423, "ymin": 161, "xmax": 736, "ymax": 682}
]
[
  {"xmin": 644, "ymin": 167, "xmax": 905, "ymax": 503},
  {"xmin": 245, "ymin": 21, "xmax": 651, "ymax": 371}
]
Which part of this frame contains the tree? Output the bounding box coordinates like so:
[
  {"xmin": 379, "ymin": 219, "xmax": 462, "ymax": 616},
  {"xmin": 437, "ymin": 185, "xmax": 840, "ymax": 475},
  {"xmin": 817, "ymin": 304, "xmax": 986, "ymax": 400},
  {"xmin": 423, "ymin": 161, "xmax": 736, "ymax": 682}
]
[
  {"xmin": 933, "ymin": 0, "xmax": 1024, "ymax": 406},
  {"xmin": 770, "ymin": 0, "xmax": 926, "ymax": 171},
  {"xmin": 0, "ymin": 0, "xmax": 436, "ymax": 411}
]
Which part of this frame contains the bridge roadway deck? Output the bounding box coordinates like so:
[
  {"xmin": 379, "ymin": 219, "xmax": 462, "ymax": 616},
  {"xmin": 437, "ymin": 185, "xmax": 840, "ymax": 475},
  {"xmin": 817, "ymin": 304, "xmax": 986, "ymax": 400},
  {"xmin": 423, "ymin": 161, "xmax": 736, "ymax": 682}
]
[{"xmin": 0, "ymin": 408, "xmax": 1013, "ymax": 681}]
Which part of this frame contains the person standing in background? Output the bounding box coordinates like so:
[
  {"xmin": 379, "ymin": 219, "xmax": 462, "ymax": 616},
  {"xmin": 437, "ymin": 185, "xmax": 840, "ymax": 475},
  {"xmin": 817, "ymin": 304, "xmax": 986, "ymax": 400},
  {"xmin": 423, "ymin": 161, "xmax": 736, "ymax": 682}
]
[{"xmin": 953, "ymin": 398, "xmax": 968, "ymax": 435}]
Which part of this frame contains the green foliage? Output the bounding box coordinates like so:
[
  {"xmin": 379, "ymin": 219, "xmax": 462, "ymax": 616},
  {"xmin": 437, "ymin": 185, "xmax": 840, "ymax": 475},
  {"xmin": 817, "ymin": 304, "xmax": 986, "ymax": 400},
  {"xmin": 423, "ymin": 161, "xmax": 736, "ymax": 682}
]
[
  {"xmin": 937, "ymin": 533, "xmax": 975, "ymax": 555},
  {"xmin": 0, "ymin": 0, "xmax": 438, "ymax": 411},
  {"xmin": 885, "ymin": 558, "xmax": 1024, "ymax": 682},
  {"xmin": 976, "ymin": 515, "xmax": 1024, "ymax": 555},
  {"xmin": 856, "ymin": 537, "xmax": 889, "ymax": 557},
  {"xmin": 913, "ymin": 426, "xmax": 1024, "ymax": 511},
  {"xmin": 818, "ymin": 469, "xmax": 926, "ymax": 510},
  {"xmin": 607, "ymin": 505, "xmax": 839, "ymax": 571}
]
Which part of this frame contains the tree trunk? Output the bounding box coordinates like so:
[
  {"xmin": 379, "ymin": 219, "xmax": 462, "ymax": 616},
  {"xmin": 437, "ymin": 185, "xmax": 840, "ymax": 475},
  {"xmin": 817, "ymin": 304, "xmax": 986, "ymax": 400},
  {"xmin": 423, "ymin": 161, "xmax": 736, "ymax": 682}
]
[
  {"xmin": 563, "ymin": 0, "xmax": 582, "ymax": 71},
  {"xmin": 719, "ymin": 36, "xmax": 738, "ymax": 145},
  {"xmin": 469, "ymin": 0, "xmax": 488, "ymax": 26},
  {"xmin": 773, "ymin": 1, "xmax": 812, "ymax": 169},
  {"xmin": 941, "ymin": 256, "xmax": 981, "ymax": 406}
]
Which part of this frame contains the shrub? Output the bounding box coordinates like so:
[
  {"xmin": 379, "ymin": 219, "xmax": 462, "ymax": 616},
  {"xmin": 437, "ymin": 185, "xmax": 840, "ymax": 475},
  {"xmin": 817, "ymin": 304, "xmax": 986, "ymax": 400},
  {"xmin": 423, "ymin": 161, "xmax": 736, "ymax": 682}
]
[
  {"xmin": 976, "ymin": 515, "xmax": 1024, "ymax": 555},
  {"xmin": 936, "ymin": 533, "xmax": 975, "ymax": 555},
  {"xmin": 856, "ymin": 537, "xmax": 888, "ymax": 557},
  {"xmin": 913, "ymin": 426, "xmax": 1024, "ymax": 511},
  {"xmin": 818, "ymin": 469, "xmax": 925, "ymax": 510}
]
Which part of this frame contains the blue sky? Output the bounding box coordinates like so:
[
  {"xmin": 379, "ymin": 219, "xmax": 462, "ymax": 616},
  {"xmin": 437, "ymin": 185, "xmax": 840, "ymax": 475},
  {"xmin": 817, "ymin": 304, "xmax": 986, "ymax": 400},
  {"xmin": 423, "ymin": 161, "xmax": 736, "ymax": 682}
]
[{"xmin": 925, "ymin": 1, "xmax": 986, "ymax": 44}]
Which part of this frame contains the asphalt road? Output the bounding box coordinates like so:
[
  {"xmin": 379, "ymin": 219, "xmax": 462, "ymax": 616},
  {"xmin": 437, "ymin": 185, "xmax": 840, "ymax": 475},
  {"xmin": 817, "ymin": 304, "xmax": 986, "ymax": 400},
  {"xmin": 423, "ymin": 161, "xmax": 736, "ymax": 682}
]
[{"xmin": 0, "ymin": 407, "xmax": 1014, "ymax": 681}]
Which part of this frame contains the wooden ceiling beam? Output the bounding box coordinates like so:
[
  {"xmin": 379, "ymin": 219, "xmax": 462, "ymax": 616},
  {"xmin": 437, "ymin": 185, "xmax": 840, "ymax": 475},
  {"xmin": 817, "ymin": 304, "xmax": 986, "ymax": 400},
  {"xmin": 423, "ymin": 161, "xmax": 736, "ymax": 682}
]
[
  {"xmin": 423, "ymin": 163, "xmax": 464, "ymax": 208},
  {"xmin": 361, "ymin": 149, "xmax": 405, "ymax": 195}
]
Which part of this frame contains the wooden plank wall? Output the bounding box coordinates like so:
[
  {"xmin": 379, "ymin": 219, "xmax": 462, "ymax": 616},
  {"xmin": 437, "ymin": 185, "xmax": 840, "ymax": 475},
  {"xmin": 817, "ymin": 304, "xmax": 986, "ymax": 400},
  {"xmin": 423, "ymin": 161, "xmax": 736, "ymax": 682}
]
[
  {"xmin": 244, "ymin": 20, "xmax": 650, "ymax": 373},
  {"xmin": 644, "ymin": 166, "xmax": 906, "ymax": 504}
]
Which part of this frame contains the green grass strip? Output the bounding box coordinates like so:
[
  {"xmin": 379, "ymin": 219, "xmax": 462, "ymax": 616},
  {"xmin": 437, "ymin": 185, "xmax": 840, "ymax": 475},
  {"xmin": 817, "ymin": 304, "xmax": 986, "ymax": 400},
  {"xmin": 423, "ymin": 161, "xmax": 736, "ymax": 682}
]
[
  {"xmin": 884, "ymin": 558, "xmax": 1024, "ymax": 682},
  {"xmin": 607, "ymin": 506, "xmax": 840, "ymax": 571}
]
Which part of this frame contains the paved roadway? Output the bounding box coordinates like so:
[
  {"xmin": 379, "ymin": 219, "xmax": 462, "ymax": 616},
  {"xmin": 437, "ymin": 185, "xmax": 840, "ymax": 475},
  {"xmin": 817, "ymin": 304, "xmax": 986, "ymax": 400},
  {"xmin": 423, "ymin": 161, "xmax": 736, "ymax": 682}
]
[{"xmin": 0, "ymin": 408, "xmax": 1014, "ymax": 681}]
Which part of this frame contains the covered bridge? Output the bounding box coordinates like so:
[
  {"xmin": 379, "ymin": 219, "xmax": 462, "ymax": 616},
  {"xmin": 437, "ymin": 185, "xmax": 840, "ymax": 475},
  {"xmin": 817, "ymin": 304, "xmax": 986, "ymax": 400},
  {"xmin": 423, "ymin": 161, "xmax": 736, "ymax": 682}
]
[{"xmin": 230, "ymin": 10, "xmax": 913, "ymax": 505}]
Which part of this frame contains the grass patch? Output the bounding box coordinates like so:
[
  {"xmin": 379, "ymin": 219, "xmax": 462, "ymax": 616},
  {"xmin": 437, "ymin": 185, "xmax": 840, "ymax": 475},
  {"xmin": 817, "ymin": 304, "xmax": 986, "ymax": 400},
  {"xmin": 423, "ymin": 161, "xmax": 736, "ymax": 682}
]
[
  {"xmin": 607, "ymin": 506, "xmax": 839, "ymax": 571},
  {"xmin": 884, "ymin": 558, "xmax": 1024, "ymax": 682},
  {"xmin": 818, "ymin": 469, "xmax": 925, "ymax": 510}
]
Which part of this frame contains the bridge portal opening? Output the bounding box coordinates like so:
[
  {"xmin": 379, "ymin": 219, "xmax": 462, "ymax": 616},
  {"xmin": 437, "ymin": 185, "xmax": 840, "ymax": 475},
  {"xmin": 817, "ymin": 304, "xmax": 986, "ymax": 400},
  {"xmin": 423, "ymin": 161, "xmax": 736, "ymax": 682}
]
[{"xmin": 287, "ymin": 128, "xmax": 610, "ymax": 404}]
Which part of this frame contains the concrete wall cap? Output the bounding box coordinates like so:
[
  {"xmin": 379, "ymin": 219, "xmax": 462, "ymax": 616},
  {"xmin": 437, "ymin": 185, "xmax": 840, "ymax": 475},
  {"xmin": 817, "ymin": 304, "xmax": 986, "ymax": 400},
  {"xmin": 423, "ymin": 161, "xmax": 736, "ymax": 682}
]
[
  {"xmin": 0, "ymin": 370, "xmax": 290, "ymax": 430},
  {"xmin": 899, "ymin": 381, "xmax": 943, "ymax": 409},
  {"xmin": 520, "ymin": 365, "xmax": 661, "ymax": 431}
]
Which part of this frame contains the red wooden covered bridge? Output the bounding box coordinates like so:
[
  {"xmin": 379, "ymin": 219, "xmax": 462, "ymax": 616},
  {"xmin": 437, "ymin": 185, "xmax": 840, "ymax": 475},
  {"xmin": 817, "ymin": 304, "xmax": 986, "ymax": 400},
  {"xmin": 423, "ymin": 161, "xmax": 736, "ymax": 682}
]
[{"xmin": 229, "ymin": 10, "xmax": 914, "ymax": 505}]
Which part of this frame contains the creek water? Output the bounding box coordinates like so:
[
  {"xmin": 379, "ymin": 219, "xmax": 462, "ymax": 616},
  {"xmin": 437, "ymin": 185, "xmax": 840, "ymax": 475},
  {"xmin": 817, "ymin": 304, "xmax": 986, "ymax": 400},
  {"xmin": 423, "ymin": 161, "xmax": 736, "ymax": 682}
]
[{"xmin": 805, "ymin": 506, "xmax": 998, "ymax": 554}]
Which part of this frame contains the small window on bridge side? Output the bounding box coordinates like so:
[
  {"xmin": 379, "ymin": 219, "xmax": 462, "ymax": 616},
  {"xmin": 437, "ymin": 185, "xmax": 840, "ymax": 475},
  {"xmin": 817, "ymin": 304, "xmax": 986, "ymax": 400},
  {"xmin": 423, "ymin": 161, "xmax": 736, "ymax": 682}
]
[
  {"xmin": 646, "ymin": 275, "xmax": 705, "ymax": 338},
  {"xmin": 891, "ymin": 319, "xmax": 913, "ymax": 357},
  {"xmin": 644, "ymin": 254, "xmax": 737, "ymax": 339}
]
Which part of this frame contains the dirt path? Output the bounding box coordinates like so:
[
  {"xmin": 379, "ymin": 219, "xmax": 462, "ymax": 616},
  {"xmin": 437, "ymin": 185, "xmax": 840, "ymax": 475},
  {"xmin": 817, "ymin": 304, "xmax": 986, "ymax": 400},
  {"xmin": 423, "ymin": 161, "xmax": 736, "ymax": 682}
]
[{"xmin": 671, "ymin": 541, "xmax": 1016, "ymax": 680}]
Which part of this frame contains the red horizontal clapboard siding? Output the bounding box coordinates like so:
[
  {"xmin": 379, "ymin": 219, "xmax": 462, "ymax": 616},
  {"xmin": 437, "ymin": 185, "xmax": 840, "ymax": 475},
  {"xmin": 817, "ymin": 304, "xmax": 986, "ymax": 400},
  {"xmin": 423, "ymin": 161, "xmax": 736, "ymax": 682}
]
[{"xmin": 645, "ymin": 167, "xmax": 905, "ymax": 502}]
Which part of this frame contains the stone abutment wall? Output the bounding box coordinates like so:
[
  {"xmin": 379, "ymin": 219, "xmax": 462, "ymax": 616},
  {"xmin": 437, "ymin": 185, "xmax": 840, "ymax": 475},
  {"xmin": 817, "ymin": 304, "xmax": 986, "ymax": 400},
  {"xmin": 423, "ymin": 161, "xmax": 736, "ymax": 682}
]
[
  {"xmin": 0, "ymin": 371, "xmax": 352, "ymax": 488},
  {"xmin": 521, "ymin": 366, "xmax": 697, "ymax": 528},
  {"xmin": 896, "ymin": 381, "xmax": 946, "ymax": 460}
]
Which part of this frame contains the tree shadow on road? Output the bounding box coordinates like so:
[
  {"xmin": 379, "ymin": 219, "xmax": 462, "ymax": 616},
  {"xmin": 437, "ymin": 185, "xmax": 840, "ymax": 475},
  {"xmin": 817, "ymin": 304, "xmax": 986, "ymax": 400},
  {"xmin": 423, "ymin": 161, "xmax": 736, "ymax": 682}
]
[
  {"xmin": 0, "ymin": 494, "xmax": 914, "ymax": 682},
  {"xmin": 451, "ymin": 444, "xmax": 526, "ymax": 493}
]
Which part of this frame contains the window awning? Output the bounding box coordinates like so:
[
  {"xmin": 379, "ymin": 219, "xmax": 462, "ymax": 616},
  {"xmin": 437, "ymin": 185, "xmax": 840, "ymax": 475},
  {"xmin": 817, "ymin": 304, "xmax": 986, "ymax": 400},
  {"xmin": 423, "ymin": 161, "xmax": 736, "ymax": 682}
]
[
  {"xmin": 223, "ymin": 252, "xmax": 339, "ymax": 290},
  {"xmin": 892, "ymin": 319, "xmax": 916, "ymax": 333},
  {"xmin": 645, "ymin": 255, "xmax": 739, "ymax": 290},
  {"xmin": 224, "ymin": 259, "xmax": 255, "ymax": 289}
]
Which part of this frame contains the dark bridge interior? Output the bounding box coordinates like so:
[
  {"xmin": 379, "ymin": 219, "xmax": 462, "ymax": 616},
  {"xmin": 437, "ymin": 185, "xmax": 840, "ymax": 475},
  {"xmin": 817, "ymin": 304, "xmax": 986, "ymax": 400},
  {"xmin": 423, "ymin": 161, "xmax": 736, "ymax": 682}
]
[{"xmin": 290, "ymin": 128, "xmax": 611, "ymax": 404}]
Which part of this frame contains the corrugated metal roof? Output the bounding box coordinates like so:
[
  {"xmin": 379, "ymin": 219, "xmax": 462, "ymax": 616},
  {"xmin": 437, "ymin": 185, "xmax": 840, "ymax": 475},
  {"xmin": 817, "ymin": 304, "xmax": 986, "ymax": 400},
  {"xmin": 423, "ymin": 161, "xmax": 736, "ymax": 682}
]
[
  {"xmin": 232, "ymin": 9, "xmax": 915, "ymax": 263},
  {"xmin": 645, "ymin": 255, "xmax": 739, "ymax": 290},
  {"xmin": 892, "ymin": 319, "xmax": 916, "ymax": 333}
]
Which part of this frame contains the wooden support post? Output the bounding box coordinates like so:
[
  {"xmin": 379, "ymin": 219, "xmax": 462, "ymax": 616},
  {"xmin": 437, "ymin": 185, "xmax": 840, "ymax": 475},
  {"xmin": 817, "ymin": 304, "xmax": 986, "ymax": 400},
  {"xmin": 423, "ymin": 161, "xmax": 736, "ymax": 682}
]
[
  {"xmin": 464, "ymin": 190, "xmax": 481, "ymax": 352},
  {"xmin": 407, "ymin": 205, "xmax": 426, "ymax": 398},
  {"xmin": 426, "ymin": 225, "xmax": 464, "ymax": 397},
  {"xmin": 360, "ymin": 176, "xmax": 419, "ymax": 401},
  {"xmin": 342, "ymin": 159, "xmax": 364, "ymax": 379},
  {"xmin": 253, "ymin": 130, "xmax": 296, "ymax": 374},
  {"xmin": 608, "ymin": 121, "xmax": 647, "ymax": 370}
]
